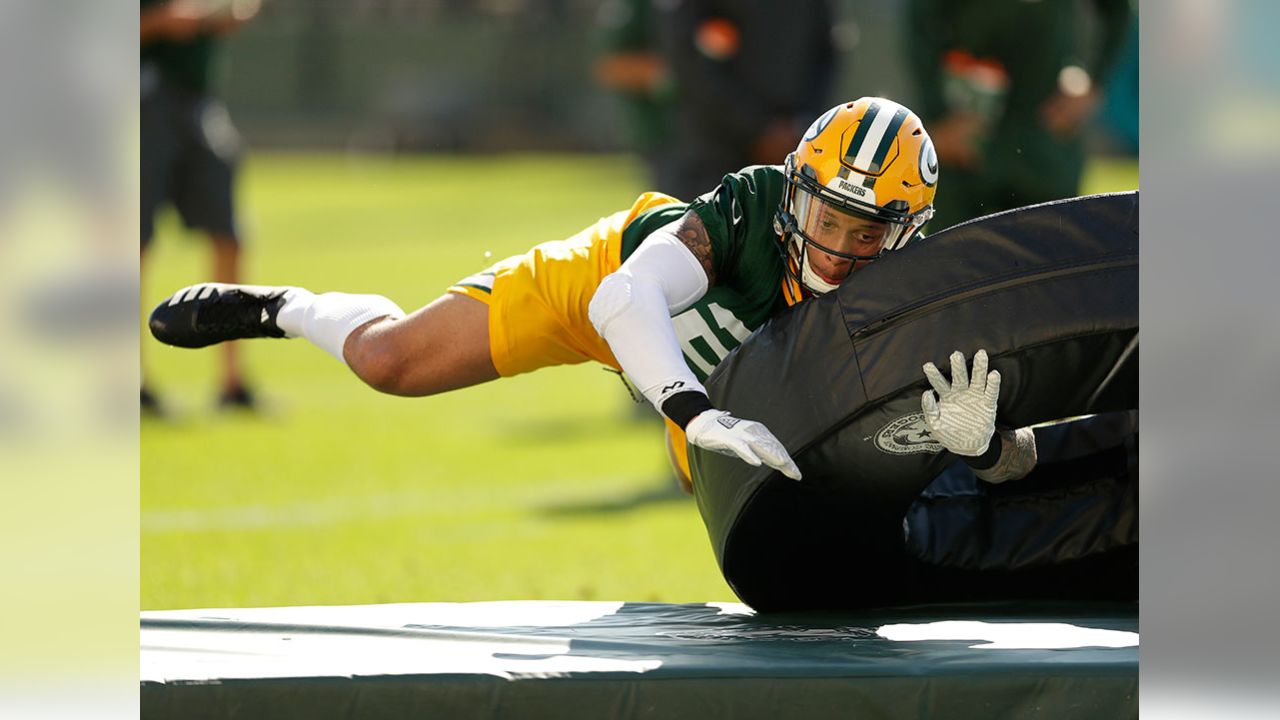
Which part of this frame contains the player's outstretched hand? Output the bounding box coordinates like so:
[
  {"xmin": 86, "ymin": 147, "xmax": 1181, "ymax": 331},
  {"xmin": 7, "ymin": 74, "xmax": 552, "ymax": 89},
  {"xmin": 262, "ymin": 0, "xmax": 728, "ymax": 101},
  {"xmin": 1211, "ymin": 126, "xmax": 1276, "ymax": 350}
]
[
  {"xmin": 685, "ymin": 410, "xmax": 802, "ymax": 480},
  {"xmin": 921, "ymin": 349, "xmax": 1000, "ymax": 457}
]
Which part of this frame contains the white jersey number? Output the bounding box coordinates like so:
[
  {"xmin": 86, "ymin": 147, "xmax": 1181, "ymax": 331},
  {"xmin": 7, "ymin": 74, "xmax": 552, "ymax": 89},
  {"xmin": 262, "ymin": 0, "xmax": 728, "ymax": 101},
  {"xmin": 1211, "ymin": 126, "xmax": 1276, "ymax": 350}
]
[{"xmin": 671, "ymin": 302, "xmax": 753, "ymax": 379}]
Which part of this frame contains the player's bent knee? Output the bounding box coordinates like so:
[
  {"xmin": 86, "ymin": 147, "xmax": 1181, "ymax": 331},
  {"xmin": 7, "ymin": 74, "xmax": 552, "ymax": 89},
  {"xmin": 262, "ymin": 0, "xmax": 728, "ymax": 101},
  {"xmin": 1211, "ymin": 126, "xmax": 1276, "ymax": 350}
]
[
  {"xmin": 344, "ymin": 324, "xmax": 417, "ymax": 396},
  {"xmin": 345, "ymin": 326, "xmax": 485, "ymax": 397},
  {"xmin": 343, "ymin": 294, "xmax": 497, "ymax": 397},
  {"xmin": 350, "ymin": 349, "xmax": 403, "ymax": 395}
]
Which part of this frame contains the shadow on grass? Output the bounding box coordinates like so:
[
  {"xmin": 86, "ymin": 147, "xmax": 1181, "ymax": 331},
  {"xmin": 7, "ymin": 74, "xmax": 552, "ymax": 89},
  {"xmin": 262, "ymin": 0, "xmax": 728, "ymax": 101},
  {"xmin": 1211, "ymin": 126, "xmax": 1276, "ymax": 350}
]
[
  {"xmin": 537, "ymin": 481, "xmax": 691, "ymax": 517},
  {"xmin": 496, "ymin": 416, "xmax": 657, "ymax": 443}
]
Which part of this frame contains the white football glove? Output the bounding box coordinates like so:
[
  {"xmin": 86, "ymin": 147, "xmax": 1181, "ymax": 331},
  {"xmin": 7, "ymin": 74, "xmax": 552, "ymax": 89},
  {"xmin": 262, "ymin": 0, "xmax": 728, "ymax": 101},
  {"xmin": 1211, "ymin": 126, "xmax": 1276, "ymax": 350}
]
[
  {"xmin": 685, "ymin": 410, "xmax": 802, "ymax": 480},
  {"xmin": 921, "ymin": 349, "xmax": 1001, "ymax": 457}
]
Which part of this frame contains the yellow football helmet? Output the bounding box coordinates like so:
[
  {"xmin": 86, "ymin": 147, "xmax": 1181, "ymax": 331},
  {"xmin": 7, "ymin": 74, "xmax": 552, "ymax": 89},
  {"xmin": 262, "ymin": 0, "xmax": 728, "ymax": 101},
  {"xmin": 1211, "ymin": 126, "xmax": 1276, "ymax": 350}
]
[{"xmin": 776, "ymin": 97, "xmax": 938, "ymax": 295}]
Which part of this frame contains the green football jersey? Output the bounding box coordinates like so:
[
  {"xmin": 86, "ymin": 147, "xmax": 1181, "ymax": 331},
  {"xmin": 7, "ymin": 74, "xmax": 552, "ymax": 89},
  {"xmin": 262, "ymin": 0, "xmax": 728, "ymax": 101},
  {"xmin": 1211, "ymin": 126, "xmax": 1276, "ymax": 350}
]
[
  {"xmin": 621, "ymin": 165, "xmax": 793, "ymax": 382},
  {"xmin": 140, "ymin": 0, "xmax": 218, "ymax": 94}
]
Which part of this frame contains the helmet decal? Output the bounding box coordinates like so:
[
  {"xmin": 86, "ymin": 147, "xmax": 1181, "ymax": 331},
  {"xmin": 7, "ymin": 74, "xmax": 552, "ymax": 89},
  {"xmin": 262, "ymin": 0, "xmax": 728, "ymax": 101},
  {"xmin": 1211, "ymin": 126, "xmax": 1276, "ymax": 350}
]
[
  {"xmin": 803, "ymin": 105, "xmax": 839, "ymax": 142},
  {"xmin": 843, "ymin": 100, "xmax": 909, "ymax": 175},
  {"xmin": 827, "ymin": 175, "xmax": 877, "ymax": 206},
  {"xmin": 919, "ymin": 136, "xmax": 939, "ymax": 186}
]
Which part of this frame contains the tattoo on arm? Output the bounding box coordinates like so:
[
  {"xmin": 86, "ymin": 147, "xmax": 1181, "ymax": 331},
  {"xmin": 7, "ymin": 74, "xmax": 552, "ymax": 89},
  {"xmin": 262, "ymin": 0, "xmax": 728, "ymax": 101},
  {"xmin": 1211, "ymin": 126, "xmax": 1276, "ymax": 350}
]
[{"xmin": 675, "ymin": 210, "xmax": 716, "ymax": 287}]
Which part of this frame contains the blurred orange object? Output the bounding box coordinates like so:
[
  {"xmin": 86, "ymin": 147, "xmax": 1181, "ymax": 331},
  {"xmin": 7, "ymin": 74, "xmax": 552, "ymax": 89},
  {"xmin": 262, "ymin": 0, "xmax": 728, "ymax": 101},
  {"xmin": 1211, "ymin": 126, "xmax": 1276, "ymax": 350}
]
[{"xmin": 695, "ymin": 17, "xmax": 740, "ymax": 60}]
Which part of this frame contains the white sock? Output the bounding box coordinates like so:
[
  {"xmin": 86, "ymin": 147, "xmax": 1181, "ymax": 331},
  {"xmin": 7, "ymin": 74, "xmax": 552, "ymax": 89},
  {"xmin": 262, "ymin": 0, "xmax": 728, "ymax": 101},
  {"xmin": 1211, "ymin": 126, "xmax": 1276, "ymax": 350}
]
[{"xmin": 275, "ymin": 288, "xmax": 405, "ymax": 363}]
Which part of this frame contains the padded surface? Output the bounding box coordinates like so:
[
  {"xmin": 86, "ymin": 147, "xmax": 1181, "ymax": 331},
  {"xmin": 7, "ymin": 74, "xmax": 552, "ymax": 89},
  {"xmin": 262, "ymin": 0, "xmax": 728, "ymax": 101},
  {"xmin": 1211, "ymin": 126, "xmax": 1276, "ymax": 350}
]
[{"xmin": 142, "ymin": 600, "xmax": 1137, "ymax": 719}]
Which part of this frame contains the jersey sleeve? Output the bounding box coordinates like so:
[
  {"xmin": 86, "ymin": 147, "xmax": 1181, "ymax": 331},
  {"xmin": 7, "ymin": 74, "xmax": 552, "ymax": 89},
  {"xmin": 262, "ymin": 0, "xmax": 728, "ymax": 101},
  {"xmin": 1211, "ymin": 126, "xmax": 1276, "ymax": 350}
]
[
  {"xmin": 691, "ymin": 163, "xmax": 788, "ymax": 299},
  {"xmin": 687, "ymin": 164, "xmax": 788, "ymax": 294}
]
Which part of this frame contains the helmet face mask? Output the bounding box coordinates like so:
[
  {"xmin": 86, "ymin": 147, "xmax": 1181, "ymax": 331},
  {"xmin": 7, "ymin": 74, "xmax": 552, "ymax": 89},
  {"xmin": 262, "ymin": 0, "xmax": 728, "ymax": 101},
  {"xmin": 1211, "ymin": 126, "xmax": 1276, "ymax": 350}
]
[
  {"xmin": 787, "ymin": 187, "xmax": 891, "ymax": 293},
  {"xmin": 776, "ymin": 98, "xmax": 938, "ymax": 295}
]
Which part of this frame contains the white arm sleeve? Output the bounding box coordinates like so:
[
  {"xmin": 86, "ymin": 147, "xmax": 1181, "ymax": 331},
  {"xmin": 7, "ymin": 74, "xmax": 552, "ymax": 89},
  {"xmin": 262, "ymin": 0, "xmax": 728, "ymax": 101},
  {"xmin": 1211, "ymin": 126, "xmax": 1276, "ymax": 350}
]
[{"xmin": 588, "ymin": 220, "xmax": 711, "ymax": 413}]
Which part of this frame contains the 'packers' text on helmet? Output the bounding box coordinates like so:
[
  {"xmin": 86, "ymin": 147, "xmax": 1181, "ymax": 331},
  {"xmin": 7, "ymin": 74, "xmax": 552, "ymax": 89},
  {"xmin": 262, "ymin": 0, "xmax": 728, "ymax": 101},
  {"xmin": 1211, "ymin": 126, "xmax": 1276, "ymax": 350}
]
[{"xmin": 775, "ymin": 97, "xmax": 938, "ymax": 295}]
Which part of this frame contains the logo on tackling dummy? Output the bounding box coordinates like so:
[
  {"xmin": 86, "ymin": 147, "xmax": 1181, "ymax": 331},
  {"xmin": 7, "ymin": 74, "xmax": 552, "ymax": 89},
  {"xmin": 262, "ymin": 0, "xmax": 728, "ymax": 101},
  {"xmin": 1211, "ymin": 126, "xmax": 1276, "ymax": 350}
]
[{"xmin": 872, "ymin": 413, "xmax": 943, "ymax": 455}]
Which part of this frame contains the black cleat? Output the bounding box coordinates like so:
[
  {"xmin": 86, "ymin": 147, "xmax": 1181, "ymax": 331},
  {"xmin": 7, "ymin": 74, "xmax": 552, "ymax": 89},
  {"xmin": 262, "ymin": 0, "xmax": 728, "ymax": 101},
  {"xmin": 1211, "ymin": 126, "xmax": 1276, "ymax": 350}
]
[
  {"xmin": 217, "ymin": 383, "xmax": 259, "ymax": 412},
  {"xmin": 140, "ymin": 385, "xmax": 166, "ymax": 418},
  {"xmin": 150, "ymin": 283, "xmax": 291, "ymax": 349}
]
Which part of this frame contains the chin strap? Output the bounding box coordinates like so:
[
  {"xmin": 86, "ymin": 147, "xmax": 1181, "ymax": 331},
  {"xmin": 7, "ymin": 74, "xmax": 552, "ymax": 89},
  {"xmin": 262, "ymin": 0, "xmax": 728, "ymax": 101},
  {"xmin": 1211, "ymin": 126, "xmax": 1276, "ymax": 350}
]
[
  {"xmin": 781, "ymin": 272, "xmax": 806, "ymax": 308},
  {"xmin": 774, "ymin": 206, "xmax": 818, "ymax": 303},
  {"xmin": 799, "ymin": 252, "xmax": 841, "ymax": 295}
]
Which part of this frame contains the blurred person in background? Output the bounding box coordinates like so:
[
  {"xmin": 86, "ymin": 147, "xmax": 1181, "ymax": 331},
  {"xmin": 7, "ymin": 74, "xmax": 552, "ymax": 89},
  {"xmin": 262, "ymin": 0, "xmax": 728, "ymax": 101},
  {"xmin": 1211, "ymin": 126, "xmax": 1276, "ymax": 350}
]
[
  {"xmin": 1096, "ymin": 10, "xmax": 1139, "ymax": 156},
  {"xmin": 594, "ymin": 0, "xmax": 681, "ymax": 197},
  {"xmin": 149, "ymin": 97, "xmax": 1037, "ymax": 495},
  {"xmin": 140, "ymin": 0, "xmax": 260, "ymax": 415},
  {"xmin": 904, "ymin": 0, "xmax": 1132, "ymax": 231},
  {"xmin": 653, "ymin": 0, "xmax": 838, "ymax": 201}
]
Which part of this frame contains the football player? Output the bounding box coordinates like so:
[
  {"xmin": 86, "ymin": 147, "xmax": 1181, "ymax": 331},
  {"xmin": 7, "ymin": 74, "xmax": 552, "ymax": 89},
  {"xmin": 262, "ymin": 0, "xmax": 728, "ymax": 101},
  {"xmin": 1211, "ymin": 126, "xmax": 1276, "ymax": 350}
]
[{"xmin": 150, "ymin": 97, "xmax": 1034, "ymax": 490}]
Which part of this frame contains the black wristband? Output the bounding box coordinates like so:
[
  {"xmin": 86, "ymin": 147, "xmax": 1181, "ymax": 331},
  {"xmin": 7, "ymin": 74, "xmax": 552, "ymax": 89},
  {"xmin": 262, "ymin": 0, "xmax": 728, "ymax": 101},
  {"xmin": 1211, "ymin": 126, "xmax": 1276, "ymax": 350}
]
[
  {"xmin": 963, "ymin": 431, "xmax": 1004, "ymax": 470},
  {"xmin": 661, "ymin": 391, "xmax": 715, "ymax": 429}
]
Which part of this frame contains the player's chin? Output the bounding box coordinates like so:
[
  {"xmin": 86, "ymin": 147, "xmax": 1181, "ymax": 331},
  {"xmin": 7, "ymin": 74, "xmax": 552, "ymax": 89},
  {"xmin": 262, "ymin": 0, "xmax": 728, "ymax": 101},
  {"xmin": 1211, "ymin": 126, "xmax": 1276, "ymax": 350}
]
[{"xmin": 815, "ymin": 266, "xmax": 850, "ymax": 286}]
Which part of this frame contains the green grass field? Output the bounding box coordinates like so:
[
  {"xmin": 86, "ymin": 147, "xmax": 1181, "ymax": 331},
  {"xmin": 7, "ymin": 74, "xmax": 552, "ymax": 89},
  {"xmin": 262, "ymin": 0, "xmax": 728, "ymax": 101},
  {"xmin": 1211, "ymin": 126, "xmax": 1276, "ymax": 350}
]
[{"xmin": 141, "ymin": 153, "xmax": 1137, "ymax": 610}]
